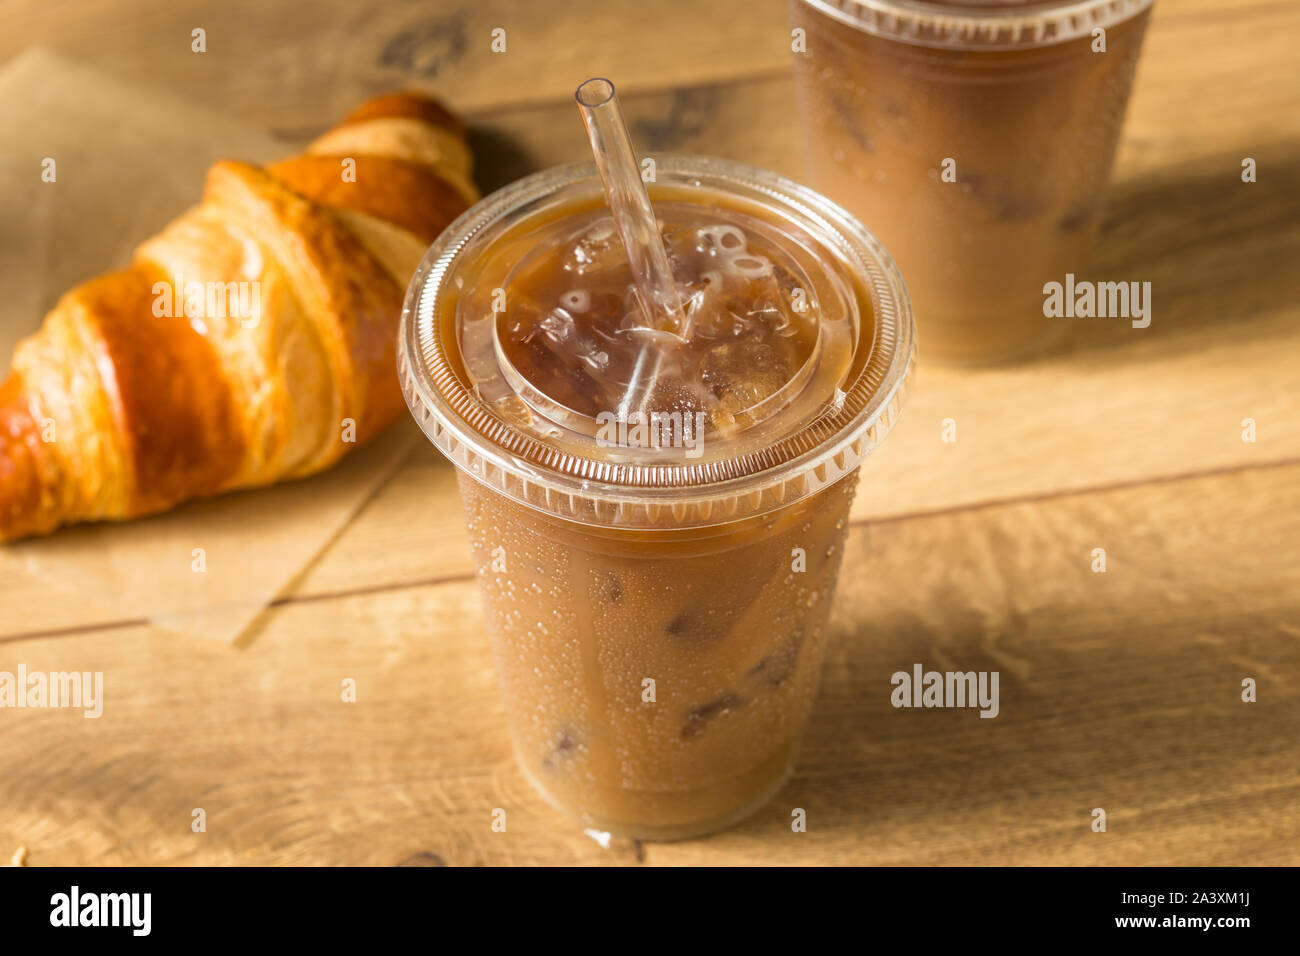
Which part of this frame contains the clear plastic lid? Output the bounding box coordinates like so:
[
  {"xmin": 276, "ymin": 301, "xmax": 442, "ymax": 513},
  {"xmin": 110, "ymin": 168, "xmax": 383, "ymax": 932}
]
[
  {"xmin": 398, "ymin": 156, "xmax": 914, "ymax": 529},
  {"xmin": 798, "ymin": 0, "xmax": 1154, "ymax": 50}
]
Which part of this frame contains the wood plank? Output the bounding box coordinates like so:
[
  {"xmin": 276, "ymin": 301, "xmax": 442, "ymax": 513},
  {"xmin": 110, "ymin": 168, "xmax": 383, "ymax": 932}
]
[
  {"xmin": 3, "ymin": 462, "xmax": 1295, "ymax": 865},
  {"xmin": 0, "ymin": 0, "xmax": 794, "ymax": 133},
  {"xmin": 1117, "ymin": 1, "xmax": 1300, "ymax": 177}
]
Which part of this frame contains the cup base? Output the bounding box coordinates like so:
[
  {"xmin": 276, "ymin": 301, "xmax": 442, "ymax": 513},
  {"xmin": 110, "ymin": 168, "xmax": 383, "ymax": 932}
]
[{"xmin": 517, "ymin": 756, "xmax": 795, "ymax": 843}]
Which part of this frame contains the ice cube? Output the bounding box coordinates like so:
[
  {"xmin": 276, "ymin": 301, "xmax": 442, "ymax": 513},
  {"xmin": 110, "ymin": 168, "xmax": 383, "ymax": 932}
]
[
  {"xmin": 644, "ymin": 377, "xmax": 707, "ymax": 427},
  {"xmin": 563, "ymin": 216, "xmax": 625, "ymax": 276},
  {"xmin": 538, "ymin": 308, "xmax": 575, "ymax": 345},
  {"xmin": 700, "ymin": 339, "xmax": 791, "ymax": 419},
  {"xmin": 745, "ymin": 627, "xmax": 805, "ymax": 690},
  {"xmin": 726, "ymin": 255, "xmax": 774, "ymax": 280},
  {"xmin": 694, "ymin": 223, "xmax": 747, "ymax": 258},
  {"xmin": 593, "ymin": 571, "xmax": 623, "ymax": 605},
  {"xmin": 680, "ymin": 693, "xmax": 745, "ymax": 740},
  {"xmin": 541, "ymin": 726, "xmax": 580, "ymax": 771},
  {"xmin": 501, "ymin": 299, "xmax": 622, "ymax": 415},
  {"xmin": 538, "ymin": 308, "xmax": 610, "ymax": 372}
]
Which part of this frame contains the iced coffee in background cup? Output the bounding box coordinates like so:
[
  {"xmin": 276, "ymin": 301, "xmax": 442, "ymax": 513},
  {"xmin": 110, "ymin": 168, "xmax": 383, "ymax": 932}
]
[
  {"xmin": 399, "ymin": 156, "xmax": 914, "ymax": 839},
  {"xmin": 791, "ymin": 0, "xmax": 1154, "ymax": 364}
]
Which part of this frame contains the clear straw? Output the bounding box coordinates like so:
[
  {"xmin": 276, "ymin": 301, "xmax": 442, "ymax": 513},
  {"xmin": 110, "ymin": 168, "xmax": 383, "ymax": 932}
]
[{"xmin": 575, "ymin": 77, "xmax": 685, "ymax": 419}]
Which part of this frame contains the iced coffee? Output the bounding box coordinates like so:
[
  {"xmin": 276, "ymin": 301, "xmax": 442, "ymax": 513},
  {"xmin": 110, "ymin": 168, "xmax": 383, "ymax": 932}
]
[
  {"xmin": 791, "ymin": 0, "xmax": 1154, "ymax": 363},
  {"xmin": 400, "ymin": 158, "xmax": 913, "ymax": 839}
]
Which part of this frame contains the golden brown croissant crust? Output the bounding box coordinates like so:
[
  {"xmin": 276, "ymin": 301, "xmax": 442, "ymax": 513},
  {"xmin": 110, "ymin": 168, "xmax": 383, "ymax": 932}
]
[{"xmin": 0, "ymin": 91, "xmax": 477, "ymax": 541}]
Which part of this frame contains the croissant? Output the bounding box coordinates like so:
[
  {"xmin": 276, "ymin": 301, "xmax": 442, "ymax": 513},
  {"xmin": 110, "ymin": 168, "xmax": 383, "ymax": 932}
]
[{"xmin": 0, "ymin": 92, "xmax": 477, "ymax": 541}]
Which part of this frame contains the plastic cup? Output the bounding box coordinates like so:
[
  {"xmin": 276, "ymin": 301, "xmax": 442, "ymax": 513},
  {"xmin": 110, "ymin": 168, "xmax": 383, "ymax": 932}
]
[
  {"xmin": 399, "ymin": 156, "xmax": 914, "ymax": 840},
  {"xmin": 791, "ymin": 0, "xmax": 1154, "ymax": 364}
]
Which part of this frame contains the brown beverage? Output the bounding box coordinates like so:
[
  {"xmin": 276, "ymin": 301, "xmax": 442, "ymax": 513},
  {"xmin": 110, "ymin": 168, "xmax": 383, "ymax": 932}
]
[
  {"xmin": 791, "ymin": 0, "xmax": 1154, "ymax": 363},
  {"xmin": 400, "ymin": 158, "xmax": 914, "ymax": 839}
]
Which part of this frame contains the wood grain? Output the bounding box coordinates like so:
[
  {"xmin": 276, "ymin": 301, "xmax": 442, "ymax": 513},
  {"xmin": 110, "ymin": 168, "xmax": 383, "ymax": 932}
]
[
  {"xmin": 1, "ymin": 0, "xmax": 1298, "ymax": 865},
  {"xmin": 2, "ymin": 463, "xmax": 1295, "ymax": 865},
  {"xmin": 0, "ymin": 0, "xmax": 794, "ymax": 132}
]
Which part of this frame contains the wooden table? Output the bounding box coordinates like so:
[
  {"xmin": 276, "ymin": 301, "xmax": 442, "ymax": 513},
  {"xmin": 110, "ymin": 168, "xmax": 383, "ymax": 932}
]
[{"xmin": 2, "ymin": 0, "xmax": 1297, "ymax": 866}]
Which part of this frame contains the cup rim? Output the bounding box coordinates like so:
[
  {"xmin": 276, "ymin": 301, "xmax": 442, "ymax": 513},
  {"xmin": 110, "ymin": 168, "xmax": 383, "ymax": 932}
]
[
  {"xmin": 796, "ymin": 0, "xmax": 1154, "ymax": 50},
  {"xmin": 398, "ymin": 155, "xmax": 915, "ymax": 529}
]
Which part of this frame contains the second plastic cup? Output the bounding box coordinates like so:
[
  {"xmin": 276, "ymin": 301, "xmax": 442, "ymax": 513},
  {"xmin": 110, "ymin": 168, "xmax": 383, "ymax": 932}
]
[
  {"xmin": 791, "ymin": 0, "xmax": 1154, "ymax": 364},
  {"xmin": 399, "ymin": 157, "xmax": 914, "ymax": 839}
]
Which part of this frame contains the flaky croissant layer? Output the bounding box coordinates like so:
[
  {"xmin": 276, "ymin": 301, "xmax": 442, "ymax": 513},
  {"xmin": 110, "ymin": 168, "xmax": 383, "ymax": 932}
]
[{"xmin": 0, "ymin": 92, "xmax": 477, "ymax": 541}]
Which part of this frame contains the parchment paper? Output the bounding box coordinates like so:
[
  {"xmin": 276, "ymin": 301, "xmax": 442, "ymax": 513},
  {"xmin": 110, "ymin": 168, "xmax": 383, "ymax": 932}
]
[{"xmin": 0, "ymin": 49, "xmax": 417, "ymax": 644}]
